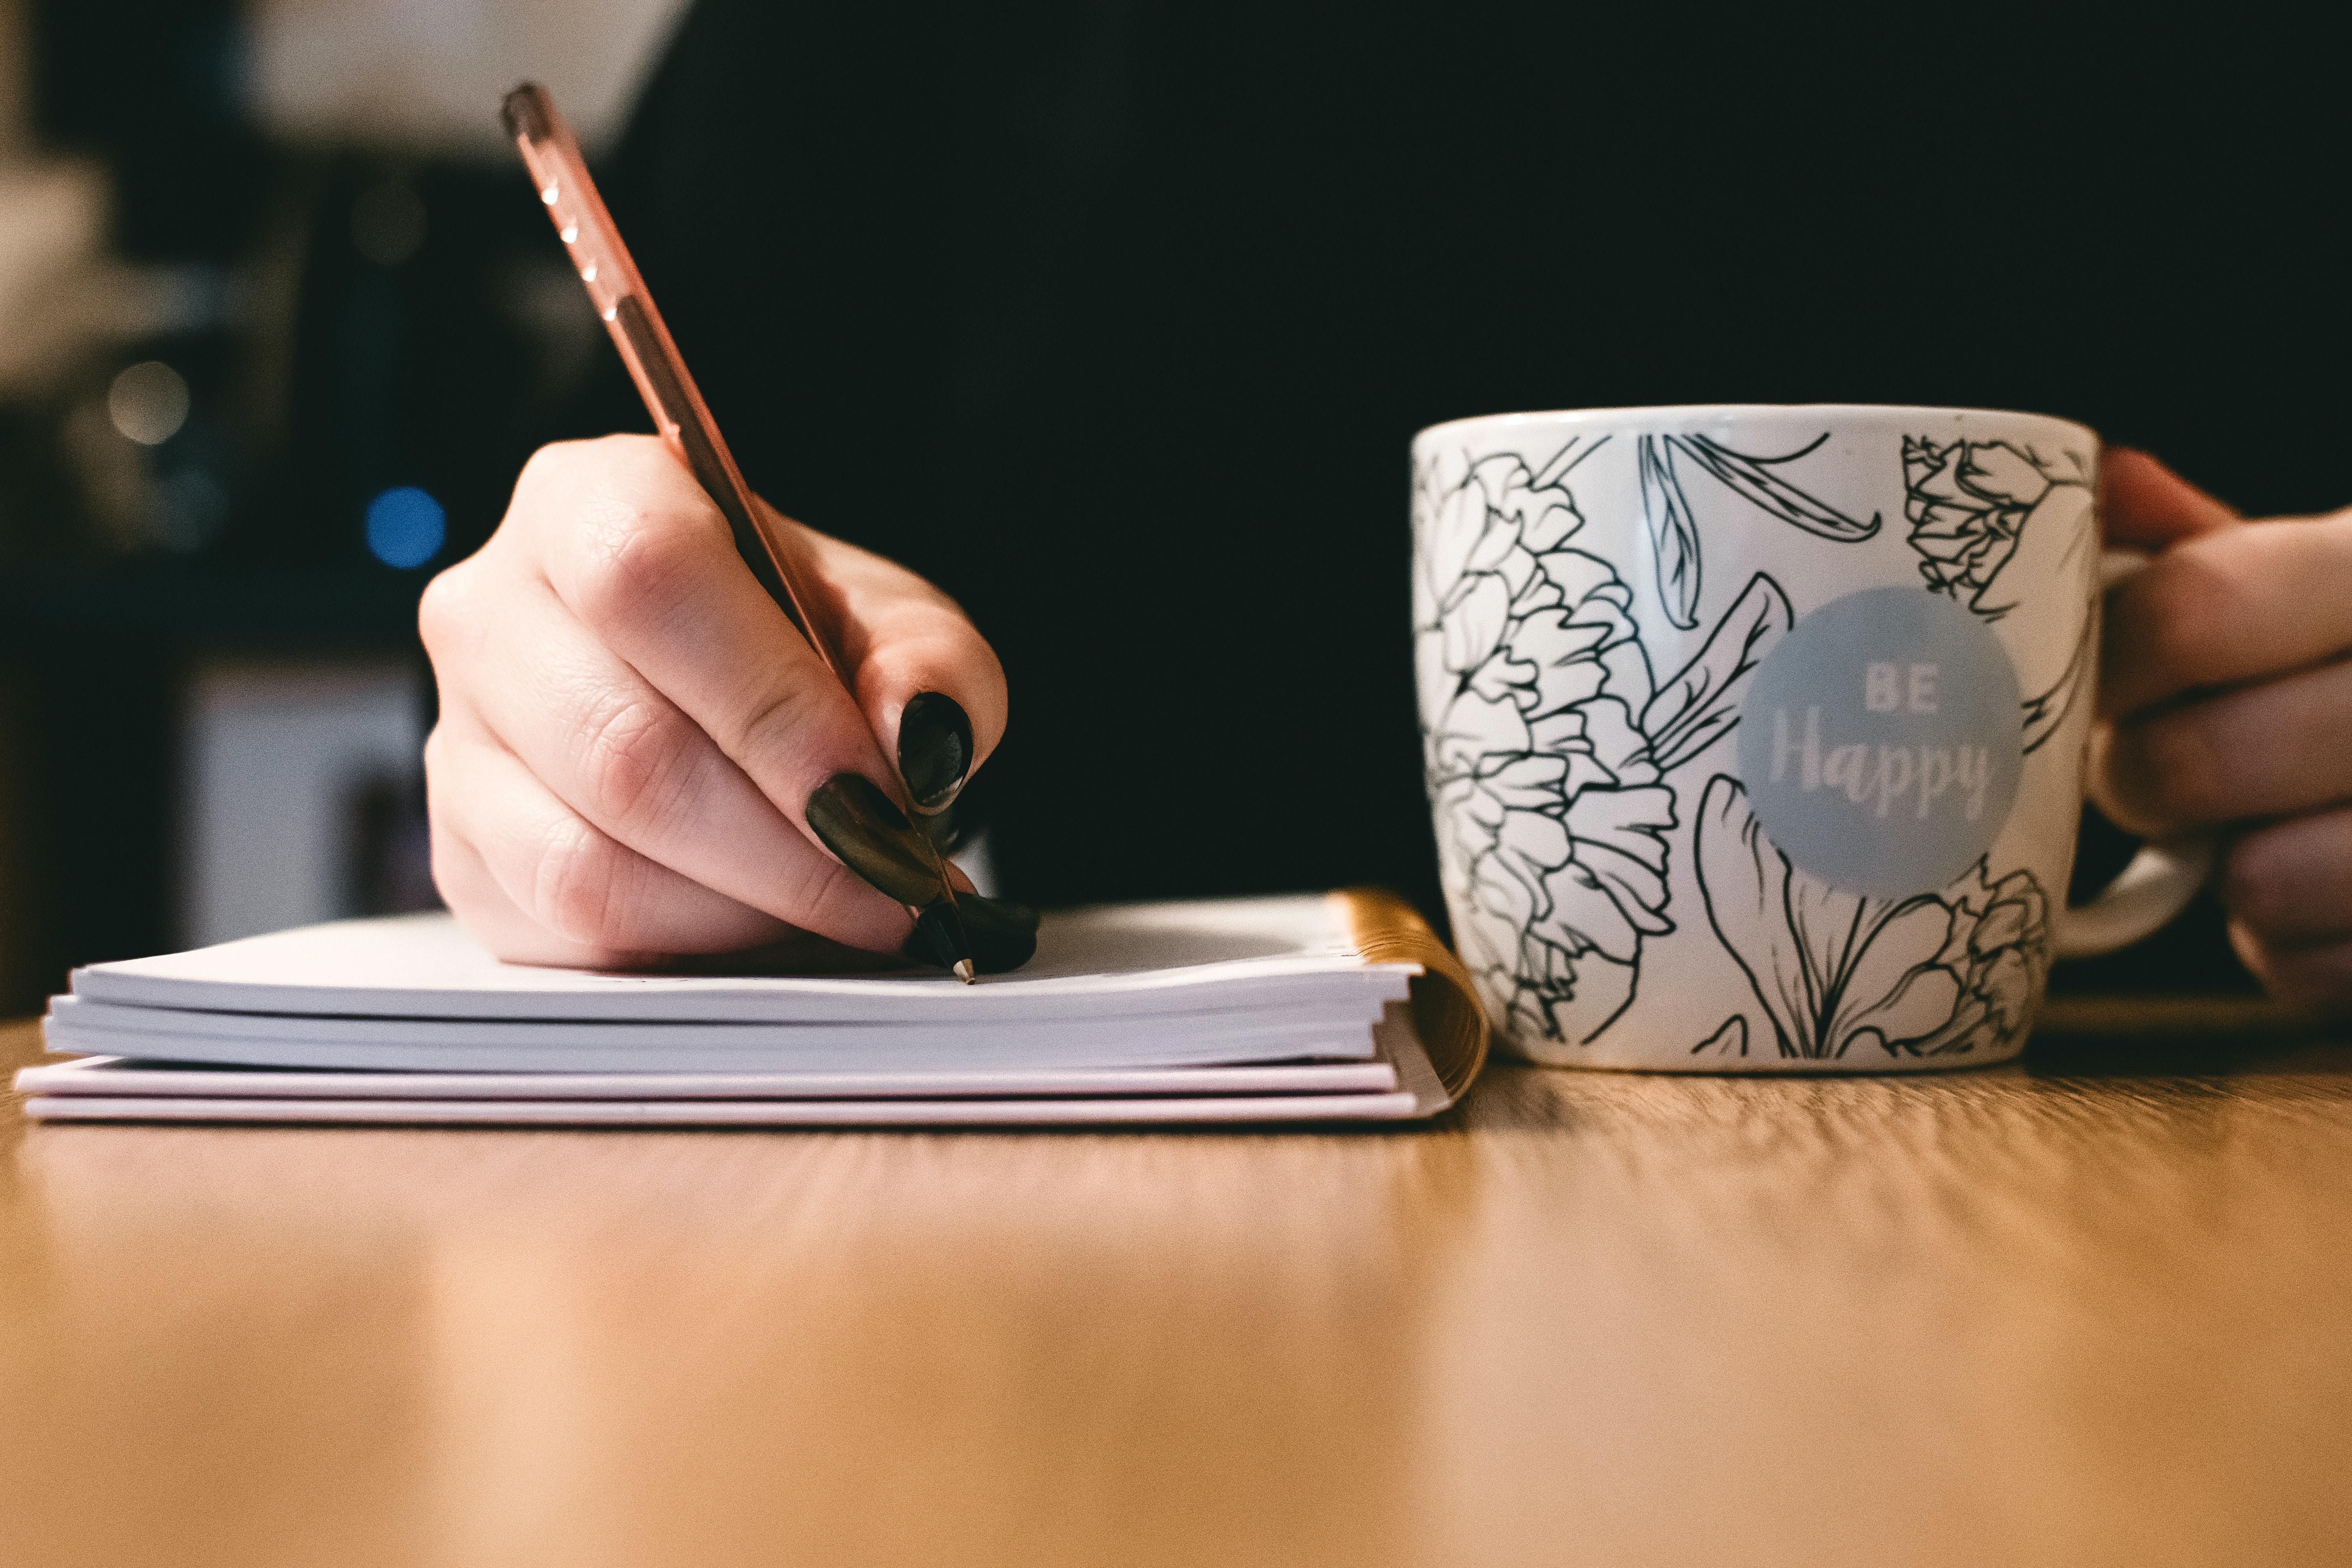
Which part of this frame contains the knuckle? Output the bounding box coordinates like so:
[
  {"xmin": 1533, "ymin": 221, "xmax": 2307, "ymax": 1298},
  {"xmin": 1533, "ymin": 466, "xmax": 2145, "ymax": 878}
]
[
  {"xmin": 516, "ymin": 435, "xmax": 666, "ymax": 506},
  {"xmin": 728, "ymin": 676, "xmax": 828, "ymax": 763},
  {"xmin": 529, "ymin": 817, "xmax": 633, "ymax": 947},
  {"xmin": 512, "ymin": 442, "xmax": 559, "ymax": 496},
  {"xmin": 505, "ymin": 442, "xmax": 585, "ymax": 533},
  {"xmin": 514, "ymin": 437, "xmax": 596, "ymax": 496},
  {"xmin": 576, "ymin": 695, "xmax": 701, "ymax": 838},
  {"xmin": 572, "ymin": 496, "xmax": 708, "ymax": 632},
  {"xmin": 416, "ymin": 561, "xmax": 477, "ymax": 660}
]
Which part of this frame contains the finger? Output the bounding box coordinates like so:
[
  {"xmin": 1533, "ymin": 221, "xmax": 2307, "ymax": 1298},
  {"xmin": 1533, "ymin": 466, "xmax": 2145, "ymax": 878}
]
[
  {"xmin": 429, "ymin": 813, "xmax": 639, "ymax": 968},
  {"xmin": 2228, "ymin": 921, "xmax": 2352, "ymax": 1013},
  {"xmin": 2100, "ymin": 508, "xmax": 2352, "ymax": 719},
  {"xmin": 2101, "ymin": 447, "xmax": 2239, "ymax": 550},
  {"xmin": 445, "ymin": 577, "xmax": 911, "ymax": 953},
  {"xmin": 2219, "ymin": 805, "xmax": 2352, "ymax": 948},
  {"xmin": 430, "ymin": 768, "xmax": 969, "ymax": 967},
  {"xmin": 2092, "ymin": 655, "xmax": 2352, "ymax": 835},
  {"xmin": 526, "ymin": 435, "xmax": 906, "ymax": 828},
  {"xmin": 789, "ymin": 508, "xmax": 1007, "ymax": 813},
  {"xmin": 426, "ymin": 712, "xmax": 800, "ymax": 958}
]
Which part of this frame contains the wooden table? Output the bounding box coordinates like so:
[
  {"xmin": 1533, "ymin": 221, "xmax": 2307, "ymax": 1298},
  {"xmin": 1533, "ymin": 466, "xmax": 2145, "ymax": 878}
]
[{"xmin": 5, "ymin": 1009, "xmax": 2350, "ymax": 1567}]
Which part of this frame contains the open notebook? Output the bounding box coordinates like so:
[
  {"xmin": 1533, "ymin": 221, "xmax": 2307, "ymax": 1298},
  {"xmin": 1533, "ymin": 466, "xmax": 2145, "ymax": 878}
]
[{"xmin": 16, "ymin": 891, "xmax": 1490, "ymax": 1127}]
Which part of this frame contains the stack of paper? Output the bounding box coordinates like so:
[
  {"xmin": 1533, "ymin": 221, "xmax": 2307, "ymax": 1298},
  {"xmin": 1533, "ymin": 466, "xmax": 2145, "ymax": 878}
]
[{"xmin": 19, "ymin": 893, "xmax": 1489, "ymax": 1127}]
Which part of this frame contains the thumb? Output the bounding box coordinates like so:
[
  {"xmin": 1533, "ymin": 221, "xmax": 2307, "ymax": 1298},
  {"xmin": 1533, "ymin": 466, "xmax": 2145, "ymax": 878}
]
[
  {"xmin": 777, "ymin": 503, "xmax": 1007, "ymax": 817},
  {"xmin": 2103, "ymin": 446, "xmax": 2239, "ymax": 549}
]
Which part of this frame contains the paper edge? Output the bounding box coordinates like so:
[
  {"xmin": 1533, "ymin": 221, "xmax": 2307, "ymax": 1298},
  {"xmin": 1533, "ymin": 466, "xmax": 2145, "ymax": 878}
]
[
  {"xmin": 18, "ymin": 1090, "xmax": 1426, "ymax": 1128},
  {"xmin": 14, "ymin": 1054, "xmax": 1402, "ymax": 1103}
]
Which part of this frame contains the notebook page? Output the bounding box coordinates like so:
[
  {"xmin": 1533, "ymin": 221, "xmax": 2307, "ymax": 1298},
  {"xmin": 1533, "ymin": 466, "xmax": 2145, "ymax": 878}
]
[
  {"xmin": 17, "ymin": 1007, "xmax": 1446, "ymax": 1125},
  {"xmin": 42, "ymin": 1001, "xmax": 1384, "ymax": 1074},
  {"xmin": 69, "ymin": 897, "xmax": 1419, "ymax": 1025}
]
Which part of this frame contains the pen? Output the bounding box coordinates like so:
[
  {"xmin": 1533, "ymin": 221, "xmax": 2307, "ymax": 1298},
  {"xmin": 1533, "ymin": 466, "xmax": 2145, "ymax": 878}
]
[{"xmin": 499, "ymin": 81, "xmax": 976, "ymax": 983}]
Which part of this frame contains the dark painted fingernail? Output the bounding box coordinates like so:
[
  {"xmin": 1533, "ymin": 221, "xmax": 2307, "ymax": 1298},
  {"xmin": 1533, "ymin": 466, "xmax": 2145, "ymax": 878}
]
[
  {"xmin": 959, "ymin": 893, "xmax": 1040, "ymax": 973},
  {"xmin": 897, "ymin": 692, "xmax": 973, "ymax": 813},
  {"xmin": 898, "ymin": 892, "xmax": 1034, "ymax": 973},
  {"xmin": 900, "ymin": 895, "xmax": 1032, "ymax": 973},
  {"xmin": 805, "ymin": 773, "xmax": 939, "ymax": 906},
  {"xmin": 916, "ymin": 791, "xmax": 983, "ymax": 854}
]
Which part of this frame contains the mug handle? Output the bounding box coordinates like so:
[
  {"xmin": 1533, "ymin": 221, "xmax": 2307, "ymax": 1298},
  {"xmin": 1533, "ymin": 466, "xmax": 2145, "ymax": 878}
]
[
  {"xmin": 2051, "ymin": 548, "xmax": 2213, "ymax": 959},
  {"xmin": 2052, "ymin": 837, "xmax": 2213, "ymax": 958}
]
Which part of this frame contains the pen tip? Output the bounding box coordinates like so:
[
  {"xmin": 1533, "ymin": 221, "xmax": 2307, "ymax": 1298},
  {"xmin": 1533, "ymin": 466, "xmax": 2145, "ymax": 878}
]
[{"xmin": 953, "ymin": 959, "xmax": 976, "ymax": 984}]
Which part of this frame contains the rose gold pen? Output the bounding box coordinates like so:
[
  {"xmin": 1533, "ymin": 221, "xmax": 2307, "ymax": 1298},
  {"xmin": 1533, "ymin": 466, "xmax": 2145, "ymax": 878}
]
[{"xmin": 500, "ymin": 82, "xmax": 975, "ymax": 982}]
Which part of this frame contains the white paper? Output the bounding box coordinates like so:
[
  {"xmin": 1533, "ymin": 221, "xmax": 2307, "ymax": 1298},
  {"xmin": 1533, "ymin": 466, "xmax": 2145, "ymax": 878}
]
[
  {"xmin": 71, "ymin": 898, "xmax": 1416, "ymax": 1025},
  {"xmin": 19, "ymin": 1091, "xmax": 1426, "ymax": 1127},
  {"xmin": 34, "ymin": 899, "xmax": 1457, "ymax": 1126},
  {"xmin": 44, "ymin": 995, "xmax": 1383, "ymax": 1074},
  {"xmin": 16, "ymin": 1053, "xmax": 1400, "ymax": 1101},
  {"xmin": 21, "ymin": 1010, "xmax": 1451, "ymax": 1127}
]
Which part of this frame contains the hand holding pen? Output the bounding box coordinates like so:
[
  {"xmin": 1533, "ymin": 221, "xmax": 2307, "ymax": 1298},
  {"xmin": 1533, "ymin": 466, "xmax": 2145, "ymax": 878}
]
[{"xmin": 410, "ymin": 85, "xmax": 1036, "ymax": 976}]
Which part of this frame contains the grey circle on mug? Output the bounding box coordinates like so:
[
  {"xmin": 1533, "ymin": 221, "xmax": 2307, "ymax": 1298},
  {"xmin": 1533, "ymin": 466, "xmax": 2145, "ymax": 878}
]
[{"xmin": 1736, "ymin": 586, "xmax": 2022, "ymax": 899}]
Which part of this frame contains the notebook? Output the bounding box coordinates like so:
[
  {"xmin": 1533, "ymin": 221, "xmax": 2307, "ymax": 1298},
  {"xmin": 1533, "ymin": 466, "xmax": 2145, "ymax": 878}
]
[{"xmin": 16, "ymin": 890, "xmax": 1491, "ymax": 1127}]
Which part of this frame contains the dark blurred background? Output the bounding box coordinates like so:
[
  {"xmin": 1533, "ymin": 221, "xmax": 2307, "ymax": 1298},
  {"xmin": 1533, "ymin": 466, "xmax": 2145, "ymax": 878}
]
[
  {"xmin": 0, "ymin": 1, "xmax": 2343, "ymax": 1010},
  {"xmin": 0, "ymin": 0, "xmax": 685, "ymax": 1009}
]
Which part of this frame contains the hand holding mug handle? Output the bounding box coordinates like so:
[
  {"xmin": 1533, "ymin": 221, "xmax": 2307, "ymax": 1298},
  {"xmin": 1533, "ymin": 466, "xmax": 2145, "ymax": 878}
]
[{"xmin": 2051, "ymin": 548, "xmax": 2211, "ymax": 959}]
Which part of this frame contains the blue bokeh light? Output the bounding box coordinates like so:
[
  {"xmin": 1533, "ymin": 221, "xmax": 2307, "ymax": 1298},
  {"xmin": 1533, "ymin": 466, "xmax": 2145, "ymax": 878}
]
[{"xmin": 365, "ymin": 486, "xmax": 446, "ymax": 569}]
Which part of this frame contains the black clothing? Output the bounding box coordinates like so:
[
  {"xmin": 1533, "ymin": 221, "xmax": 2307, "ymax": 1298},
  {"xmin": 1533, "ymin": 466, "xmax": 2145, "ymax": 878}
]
[{"xmin": 574, "ymin": 4, "xmax": 2345, "ymax": 976}]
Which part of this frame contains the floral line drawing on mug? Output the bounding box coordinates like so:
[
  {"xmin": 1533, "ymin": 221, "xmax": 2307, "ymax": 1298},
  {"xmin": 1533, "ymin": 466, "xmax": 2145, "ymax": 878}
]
[
  {"xmin": 1692, "ymin": 775, "xmax": 2051, "ymax": 1061},
  {"xmin": 1902, "ymin": 436, "xmax": 2100, "ymax": 756},
  {"xmin": 1638, "ymin": 431, "xmax": 1880, "ymax": 628},
  {"xmin": 1412, "ymin": 440, "xmax": 1794, "ymax": 1046},
  {"xmin": 1417, "ymin": 407, "xmax": 2192, "ymax": 1072}
]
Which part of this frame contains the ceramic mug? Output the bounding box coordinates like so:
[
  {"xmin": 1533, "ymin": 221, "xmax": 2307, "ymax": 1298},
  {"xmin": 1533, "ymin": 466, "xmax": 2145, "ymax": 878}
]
[{"xmin": 1412, "ymin": 405, "xmax": 2204, "ymax": 1072}]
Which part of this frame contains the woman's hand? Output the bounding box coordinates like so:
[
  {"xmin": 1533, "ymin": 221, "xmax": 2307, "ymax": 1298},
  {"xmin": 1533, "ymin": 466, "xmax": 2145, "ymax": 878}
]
[
  {"xmin": 419, "ymin": 434, "xmax": 1006, "ymax": 967},
  {"xmin": 2092, "ymin": 448, "xmax": 2352, "ymax": 1004}
]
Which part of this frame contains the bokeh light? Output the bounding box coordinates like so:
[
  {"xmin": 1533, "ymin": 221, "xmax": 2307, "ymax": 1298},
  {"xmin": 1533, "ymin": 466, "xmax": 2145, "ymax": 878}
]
[
  {"xmin": 108, "ymin": 361, "xmax": 191, "ymax": 446},
  {"xmin": 365, "ymin": 486, "xmax": 446, "ymax": 569}
]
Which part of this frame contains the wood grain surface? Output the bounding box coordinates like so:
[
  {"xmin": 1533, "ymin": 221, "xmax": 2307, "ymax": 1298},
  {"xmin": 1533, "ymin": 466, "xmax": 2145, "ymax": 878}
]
[{"xmin": 5, "ymin": 1013, "xmax": 2351, "ymax": 1568}]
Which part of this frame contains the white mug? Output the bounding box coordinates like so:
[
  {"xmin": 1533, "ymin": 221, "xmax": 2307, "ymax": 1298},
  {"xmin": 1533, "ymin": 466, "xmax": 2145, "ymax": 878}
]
[{"xmin": 1411, "ymin": 405, "xmax": 2204, "ymax": 1072}]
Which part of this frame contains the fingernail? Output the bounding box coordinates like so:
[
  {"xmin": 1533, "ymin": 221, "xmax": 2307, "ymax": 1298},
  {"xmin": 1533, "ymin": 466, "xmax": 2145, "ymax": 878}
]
[
  {"xmin": 805, "ymin": 773, "xmax": 938, "ymax": 906},
  {"xmin": 959, "ymin": 893, "xmax": 1041, "ymax": 973},
  {"xmin": 901, "ymin": 894, "xmax": 1034, "ymax": 973},
  {"xmin": 897, "ymin": 692, "xmax": 973, "ymax": 813},
  {"xmin": 916, "ymin": 789, "xmax": 985, "ymax": 854}
]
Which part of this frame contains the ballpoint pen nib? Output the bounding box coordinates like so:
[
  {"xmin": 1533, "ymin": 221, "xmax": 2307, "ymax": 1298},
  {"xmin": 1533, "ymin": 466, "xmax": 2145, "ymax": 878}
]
[{"xmin": 953, "ymin": 959, "xmax": 976, "ymax": 984}]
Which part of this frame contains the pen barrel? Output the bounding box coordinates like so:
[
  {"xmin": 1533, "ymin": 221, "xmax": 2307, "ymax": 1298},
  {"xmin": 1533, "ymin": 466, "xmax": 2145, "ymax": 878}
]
[
  {"xmin": 502, "ymin": 84, "xmax": 848, "ymax": 686},
  {"xmin": 611, "ymin": 298, "xmax": 830, "ymax": 664}
]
